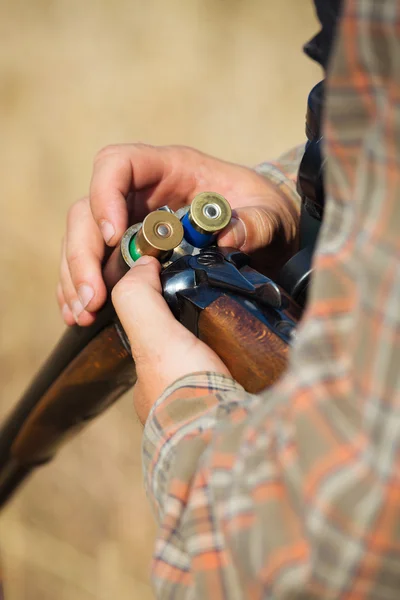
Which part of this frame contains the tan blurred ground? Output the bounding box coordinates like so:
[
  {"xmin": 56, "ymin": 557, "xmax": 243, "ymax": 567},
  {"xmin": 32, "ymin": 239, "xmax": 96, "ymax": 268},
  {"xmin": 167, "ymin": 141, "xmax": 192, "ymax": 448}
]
[{"xmin": 0, "ymin": 1, "xmax": 320, "ymax": 598}]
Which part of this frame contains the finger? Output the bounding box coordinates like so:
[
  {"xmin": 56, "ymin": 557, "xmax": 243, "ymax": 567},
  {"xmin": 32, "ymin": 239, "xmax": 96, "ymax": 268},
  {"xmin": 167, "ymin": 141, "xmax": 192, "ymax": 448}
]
[
  {"xmin": 56, "ymin": 281, "xmax": 75, "ymax": 327},
  {"xmin": 217, "ymin": 206, "xmax": 280, "ymax": 254},
  {"xmin": 111, "ymin": 256, "xmax": 228, "ymax": 392},
  {"xmin": 111, "ymin": 256, "xmax": 176, "ymax": 365},
  {"xmin": 60, "ymin": 237, "xmax": 96, "ymax": 327},
  {"xmin": 90, "ymin": 144, "xmax": 168, "ymax": 246},
  {"xmin": 65, "ymin": 197, "xmax": 107, "ymax": 313}
]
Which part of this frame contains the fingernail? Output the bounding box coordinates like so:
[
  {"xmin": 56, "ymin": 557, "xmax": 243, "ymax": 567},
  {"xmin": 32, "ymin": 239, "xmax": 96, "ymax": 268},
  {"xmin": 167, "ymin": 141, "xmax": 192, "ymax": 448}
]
[
  {"xmin": 78, "ymin": 284, "xmax": 94, "ymax": 309},
  {"xmin": 219, "ymin": 217, "xmax": 246, "ymax": 249},
  {"xmin": 131, "ymin": 255, "xmax": 154, "ymax": 268},
  {"xmin": 72, "ymin": 299, "xmax": 84, "ymax": 321},
  {"xmin": 100, "ymin": 220, "xmax": 115, "ymax": 244},
  {"xmin": 231, "ymin": 218, "xmax": 246, "ymax": 248}
]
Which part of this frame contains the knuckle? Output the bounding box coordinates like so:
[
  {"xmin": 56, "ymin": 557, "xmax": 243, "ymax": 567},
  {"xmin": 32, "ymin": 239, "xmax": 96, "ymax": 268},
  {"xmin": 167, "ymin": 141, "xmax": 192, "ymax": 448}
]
[
  {"xmin": 95, "ymin": 142, "xmax": 158, "ymax": 164},
  {"xmin": 94, "ymin": 144, "xmax": 121, "ymax": 162},
  {"xmin": 132, "ymin": 142, "xmax": 154, "ymax": 151},
  {"xmin": 169, "ymin": 144, "xmax": 196, "ymax": 162},
  {"xmin": 140, "ymin": 256, "xmax": 159, "ymax": 272},
  {"xmin": 77, "ymin": 195, "xmax": 90, "ymax": 209},
  {"xmin": 65, "ymin": 249, "xmax": 84, "ymax": 273},
  {"xmin": 67, "ymin": 197, "xmax": 88, "ymax": 225},
  {"xmin": 250, "ymin": 207, "xmax": 273, "ymax": 246},
  {"xmin": 168, "ymin": 143, "xmax": 189, "ymax": 153},
  {"xmin": 111, "ymin": 275, "xmax": 140, "ymax": 304},
  {"xmin": 111, "ymin": 281, "xmax": 124, "ymax": 305},
  {"xmin": 133, "ymin": 352, "xmax": 153, "ymax": 374}
]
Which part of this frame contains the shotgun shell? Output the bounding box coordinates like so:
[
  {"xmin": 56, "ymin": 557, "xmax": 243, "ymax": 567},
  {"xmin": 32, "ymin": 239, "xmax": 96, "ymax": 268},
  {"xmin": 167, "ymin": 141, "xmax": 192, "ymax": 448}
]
[
  {"xmin": 181, "ymin": 192, "xmax": 231, "ymax": 248},
  {"xmin": 121, "ymin": 211, "xmax": 184, "ymax": 267}
]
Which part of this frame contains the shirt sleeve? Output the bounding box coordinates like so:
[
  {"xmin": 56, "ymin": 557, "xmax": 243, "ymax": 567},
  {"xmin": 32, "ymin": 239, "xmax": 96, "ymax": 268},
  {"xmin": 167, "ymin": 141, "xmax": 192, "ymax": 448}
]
[
  {"xmin": 255, "ymin": 144, "xmax": 305, "ymax": 215},
  {"xmin": 142, "ymin": 1, "xmax": 400, "ymax": 598}
]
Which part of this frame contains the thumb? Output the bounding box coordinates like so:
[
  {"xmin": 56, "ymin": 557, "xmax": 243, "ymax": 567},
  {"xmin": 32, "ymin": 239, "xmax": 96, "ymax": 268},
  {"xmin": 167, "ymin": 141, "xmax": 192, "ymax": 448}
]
[
  {"xmin": 111, "ymin": 255, "xmax": 229, "ymax": 418},
  {"xmin": 217, "ymin": 205, "xmax": 284, "ymax": 254},
  {"xmin": 111, "ymin": 255, "xmax": 182, "ymax": 366}
]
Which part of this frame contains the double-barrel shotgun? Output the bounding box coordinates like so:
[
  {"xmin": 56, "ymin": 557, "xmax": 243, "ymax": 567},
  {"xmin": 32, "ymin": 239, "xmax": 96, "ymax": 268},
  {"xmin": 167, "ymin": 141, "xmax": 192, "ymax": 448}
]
[{"xmin": 0, "ymin": 194, "xmax": 308, "ymax": 510}]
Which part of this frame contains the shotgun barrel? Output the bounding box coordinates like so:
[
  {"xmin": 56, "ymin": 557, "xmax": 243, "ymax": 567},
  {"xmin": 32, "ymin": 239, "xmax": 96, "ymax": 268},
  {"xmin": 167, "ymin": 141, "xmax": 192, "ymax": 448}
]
[{"xmin": 0, "ymin": 303, "xmax": 134, "ymax": 507}]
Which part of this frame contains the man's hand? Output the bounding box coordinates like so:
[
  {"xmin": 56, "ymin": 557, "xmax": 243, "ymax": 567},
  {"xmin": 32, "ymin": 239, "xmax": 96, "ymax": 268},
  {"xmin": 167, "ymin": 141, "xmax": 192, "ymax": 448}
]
[
  {"xmin": 57, "ymin": 144, "xmax": 299, "ymax": 326},
  {"xmin": 111, "ymin": 255, "xmax": 230, "ymax": 423}
]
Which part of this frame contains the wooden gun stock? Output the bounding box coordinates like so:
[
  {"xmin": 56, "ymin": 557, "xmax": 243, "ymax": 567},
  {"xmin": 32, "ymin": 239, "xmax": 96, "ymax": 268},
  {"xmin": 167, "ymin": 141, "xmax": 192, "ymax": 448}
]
[{"xmin": 199, "ymin": 295, "xmax": 290, "ymax": 393}]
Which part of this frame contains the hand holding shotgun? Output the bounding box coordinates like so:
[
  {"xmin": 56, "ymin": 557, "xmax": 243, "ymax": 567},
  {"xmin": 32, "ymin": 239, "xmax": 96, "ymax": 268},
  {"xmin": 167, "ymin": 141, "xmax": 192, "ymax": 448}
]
[{"xmin": 0, "ymin": 143, "xmax": 304, "ymax": 507}]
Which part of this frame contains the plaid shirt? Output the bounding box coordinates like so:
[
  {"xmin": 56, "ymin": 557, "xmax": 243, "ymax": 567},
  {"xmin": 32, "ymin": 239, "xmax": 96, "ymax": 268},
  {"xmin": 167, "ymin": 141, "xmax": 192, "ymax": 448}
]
[{"xmin": 143, "ymin": 1, "xmax": 400, "ymax": 597}]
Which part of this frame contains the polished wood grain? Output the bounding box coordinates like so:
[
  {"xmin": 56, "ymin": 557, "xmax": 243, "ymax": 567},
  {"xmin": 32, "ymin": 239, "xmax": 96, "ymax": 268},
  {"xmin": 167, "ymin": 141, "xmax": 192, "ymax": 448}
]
[
  {"xmin": 199, "ymin": 295, "xmax": 292, "ymax": 393},
  {"xmin": 11, "ymin": 325, "xmax": 135, "ymax": 466}
]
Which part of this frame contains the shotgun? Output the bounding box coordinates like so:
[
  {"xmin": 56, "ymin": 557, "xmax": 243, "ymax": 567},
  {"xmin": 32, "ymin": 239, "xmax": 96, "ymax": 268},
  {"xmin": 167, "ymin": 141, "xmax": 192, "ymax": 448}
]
[{"xmin": 0, "ymin": 197, "xmax": 303, "ymax": 511}]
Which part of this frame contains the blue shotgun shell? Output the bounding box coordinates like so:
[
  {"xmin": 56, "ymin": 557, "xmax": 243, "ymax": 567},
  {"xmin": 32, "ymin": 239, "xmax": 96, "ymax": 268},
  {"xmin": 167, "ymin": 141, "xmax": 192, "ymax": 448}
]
[
  {"xmin": 181, "ymin": 212, "xmax": 215, "ymax": 247},
  {"xmin": 182, "ymin": 192, "xmax": 231, "ymax": 248}
]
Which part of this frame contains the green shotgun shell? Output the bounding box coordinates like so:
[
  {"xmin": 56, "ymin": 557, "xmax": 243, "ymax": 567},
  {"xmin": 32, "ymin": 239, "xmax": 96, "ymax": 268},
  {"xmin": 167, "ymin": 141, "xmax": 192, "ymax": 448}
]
[{"xmin": 128, "ymin": 235, "xmax": 142, "ymax": 262}]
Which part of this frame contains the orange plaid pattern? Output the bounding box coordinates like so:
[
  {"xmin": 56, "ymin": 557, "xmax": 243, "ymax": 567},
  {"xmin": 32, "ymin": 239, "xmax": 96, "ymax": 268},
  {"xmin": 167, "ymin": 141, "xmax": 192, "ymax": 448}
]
[{"xmin": 143, "ymin": 1, "xmax": 400, "ymax": 597}]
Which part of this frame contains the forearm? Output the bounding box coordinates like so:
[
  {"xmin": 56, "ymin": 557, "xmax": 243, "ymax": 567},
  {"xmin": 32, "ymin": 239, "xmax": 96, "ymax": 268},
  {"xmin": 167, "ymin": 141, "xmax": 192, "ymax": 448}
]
[
  {"xmin": 143, "ymin": 373, "xmax": 246, "ymax": 518},
  {"xmin": 142, "ymin": 371, "xmax": 312, "ymax": 599}
]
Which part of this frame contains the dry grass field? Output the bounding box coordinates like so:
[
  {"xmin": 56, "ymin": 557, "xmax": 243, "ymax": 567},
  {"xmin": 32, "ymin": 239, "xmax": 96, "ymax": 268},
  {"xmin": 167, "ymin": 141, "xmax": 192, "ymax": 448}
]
[{"xmin": 0, "ymin": 1, "xmax": 320, "ymax": 598}]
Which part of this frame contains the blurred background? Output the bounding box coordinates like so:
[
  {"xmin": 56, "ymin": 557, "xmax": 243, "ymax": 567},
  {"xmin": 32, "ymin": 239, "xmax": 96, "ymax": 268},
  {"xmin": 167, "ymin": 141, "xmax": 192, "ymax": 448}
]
[{"xmin": 0, "ymin": 1, "xmax": 320, "ymax": 598}]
